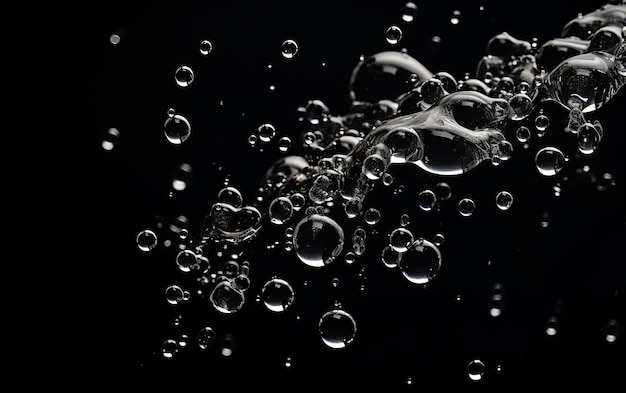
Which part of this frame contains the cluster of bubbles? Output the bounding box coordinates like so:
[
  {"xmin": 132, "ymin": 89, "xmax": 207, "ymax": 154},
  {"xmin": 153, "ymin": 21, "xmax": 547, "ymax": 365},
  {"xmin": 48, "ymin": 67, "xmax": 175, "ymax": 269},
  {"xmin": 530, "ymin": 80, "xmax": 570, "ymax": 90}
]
[{"xmin": 127, "ymin": 1, "xmax": 625, "ymax": 382}]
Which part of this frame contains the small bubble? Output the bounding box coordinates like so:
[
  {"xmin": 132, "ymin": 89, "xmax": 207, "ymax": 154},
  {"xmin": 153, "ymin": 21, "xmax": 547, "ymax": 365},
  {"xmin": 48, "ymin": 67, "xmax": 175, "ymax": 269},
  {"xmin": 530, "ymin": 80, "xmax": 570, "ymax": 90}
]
[
  {"xmin": 401, "ymin": 2, "xmax": 418, "ymax": 23},
  {"xmin": 577, "ymin": 122, "xmax": 601, "ymax": 155},
  {"xmin": 450, "ymin": 10, "xmax": 461, "ymax": 25},
  {"xmin": 534, "ymin": 114, "xmax": 550, "ymax": 133},
  {"xmin": 515, "ymin": 126, "xmax": 531, "ymax": 143},
  {"xmin": 278, "ymin": 136, "xmax": 292, "ymax": 152},
  {"xmin": 318, "ymin": 309, "xmax": 357, "ymax": 349},
  {"xmin": 163, "ymin": 110, "xmax": 191, "ymax": 145},
  {"xmin": 248, "ymin": 133, "xmax": 258, "ymax": 147},
  {"xmin": 467, "ymin": 359, "xmax": 485, "ymax": 381},
  {"xmin": 161, "ymin": 339, "xmax": 178, "ymax": 359},
  {"xmin": 257, "ymin": 123, "xmax": 276, "ymax": 143},
  {"xmin": 389, "ymin": 227, "xmax": 414, "ymax": 252},
  {"xmin": 364, "ymin": 207, "xmax": 381, "ymax": 225},
  {"xmin": 172, "ymin": 162, "xmax": 193, "ymax": 191},
  {"xmin": 458, "ymin": 198, "xmax": 476, "ymax": 217},
  {"xmin": 435, "ymin": 182, "xmax": 452, "ymax": 201},
  {"xmin": 385, "ymin": 25, "xmax": 403, "ymax": 45},
  {"xmin": 101, "ymin": 127, "xmax": 120, "ymax": 151},
  {"xmin": 174, "ymin": 65, "xmax": 195, "ymax": 88},
  {"xmin": 433, "ymin": 232, "xmax": 445, "ymax": 246},
  {"xmin": 545, "ymin": 316, "xmax": 559, "ymax": 336},
  {"xmin": 495, "ymin": 190, "xmax": 514, "ymax": 211},
  {"xmin": 418, "ymin": 189, "xmax": 437, "ymax": 211},
  {"xmin": 604, "ymin": 319, "xmax": 621, "ymax": 343},
  {"xmin": 197, "ymin": 326, "xmax": 216, "ymax": 350},
  {"xmin": 281, "ymin": 39, "xmax": 299, "ymax": 59},
  {"xmin": 199, "ymin": 39, "xmax": 213, "ymax": 56},
  {"xmin": 535, "ymin": 146, "xmax": 565, "ymax": 176},
  {"xmin": 109, "ymin": 33, "xmax": 121, "ymax": 45},
  {"xmin": 165, "ymin": 284, "xmax": 185, "ymax": 305},
  {"xmin": 345, "ymin": 251, "xmax": 356, "ymax": 264},
  {"xmin": 136, "ymin": 229, "xmax": 158, "ymax": 252},
  {"xmin": 382, "ymin": 172, "xmax": 394, "ymax": 186},
  {"xmin": 284, "ymin": 357, "xmax": 293, "ymax": 368},
  {"xmin": 261, "ymin": 277, "xmax": 295, "ymax": 313}
]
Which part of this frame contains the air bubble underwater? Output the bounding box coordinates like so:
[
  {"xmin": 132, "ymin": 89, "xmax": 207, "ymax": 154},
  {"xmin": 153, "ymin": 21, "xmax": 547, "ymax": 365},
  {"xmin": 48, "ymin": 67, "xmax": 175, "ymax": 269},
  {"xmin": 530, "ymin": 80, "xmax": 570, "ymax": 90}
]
[{"xmin": 129, "ymin": 1, "xmax": 626, "ymax": 384}]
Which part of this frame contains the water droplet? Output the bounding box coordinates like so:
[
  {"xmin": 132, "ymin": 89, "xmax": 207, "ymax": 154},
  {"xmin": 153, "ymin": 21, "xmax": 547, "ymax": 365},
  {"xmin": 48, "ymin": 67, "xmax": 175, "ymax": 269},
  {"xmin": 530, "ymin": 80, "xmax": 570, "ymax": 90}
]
[
  {"xmin": 401, "ymin": 2, "xmax": 418, "ymax": 23},
  {"xmin": 467, "ymin": 358, "xmax": 485, "ymax": 381},
  {"xmin": 318, "ymin": 309, "xmax": 357, "ymax": 349},
  {"xmin": 210, "ymin": 281, "xmax": 245, "ymax": 314},
  {"xmin": 165, "ymin": 284, "xmax": 185, "ymax": 305},
  {"xmin": 450, "ymin": 10, "xmax": 461, "ymax": 25},
  {"xmin": 269, "ymin": 196, "xmax": 294, "ymax": 225},
  {"xmin": 101, "ymin": 127, "xmax": 120, "ymax": 151},
  {"xmin": 398, "ymin": 239, "xmax": 442, "ymax": 285},
  {"xmin": 257, "ymin": 123, "xmax": 276, "ymax": 143},
  {"xmin": 385, "ymin": 25, "xmax": 403, "ymax": 45},
  {"xmin": 281, "ymin": 39, "xmax": 299, "ymax": 59},
  {"xmin": 535, "ymin": 146, "xmax": 565, "ymax": 176},
  {"xmin": 515, "ymin": 125, "xmax": 531, "ymax": 143},
  {"xmin": 458, "ymin": 198, "xmax": 476, "ymax": 217},
  {"xmin": 418, "ymin": 189, "xmax": 437, "ymax": 211},
  {"xmin": 164, "ymin": 110, "xmax": 191, "ymax": 145},
  {"xmin": 199, "ymin": 39, "xmax": 213, "ymax": 56},
  {"xmin": 136, "ymin": 229, "xmax": 158, "ymax": 252},
  {"xmin": 174, "ymin": 65, "xmax": 195, "ymax": 88},
  {"xmin": 389, "ymin": 227, "xmax": 414, "ymax": 252},
  {"xmin": 293, "ymin": 214, "xmax": 345, "ymax": 268},
  {"xmin": 197, "ymin": 326, "xmax": 216, "ymax": 350},
  {"xmin": 364, "ymin": 208, "xmax": 381, "ymax": 225},
  {"xmin": 161, "ymin": 339, "xmax": 178, "ymax": 359},
  {"xmin": 495, "ymin": 190, "xmax": 514, "ymax": 211},
  {"xmin": 261, "ymin": 277, "xmax": 295, "ymax": 313},
  {"xmin": 278, "ymin": 136, "xmax": 292, "ymax": 152}
]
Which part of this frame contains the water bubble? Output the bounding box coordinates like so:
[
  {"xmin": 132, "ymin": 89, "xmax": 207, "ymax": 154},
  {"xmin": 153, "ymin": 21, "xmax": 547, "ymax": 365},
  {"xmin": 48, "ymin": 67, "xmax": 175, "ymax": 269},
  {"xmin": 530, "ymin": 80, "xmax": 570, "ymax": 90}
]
[
  {"xmin": 401, "ymin": 2, "xmax": 418, "ymax": 23},
  {"xmin": 281, "ymin": 39, "xmax": 299, "ymax": 59},
  {"xmin": 535, "ymin": 146, "xmax": 565, "ymax": 176},
  {"xmin": 257, "ymin": 123, "xmax": 276, "ymax": 143},
  {"xmin": 467, "ymin": 358, "xmax": 485, "ymax": 381},
  {"xmin": 433, "ymin": 232, "xmax": 445, "ymax": 246},
  {"xmin": 385, "ymin": 25, "xmax": 403, "ymax": 45},
  {"xmin": 210, "ymin": 281, "xmax": 245, "ymax": 314},
  {"xmin": 109, "ymin": 33, "xmax": 121, "ymax": 45},
  {"xmin": 595, "ymin": 172, "xmax": 616, "ymax": 191},
  {"xmin": 397, "ymin": 239, "xmax": 442, "ymax": 285},
  {"xmin": 175, "ymin": 249, "xmax": 198, "ymax": 273},
  {"xmin": 164, "ymin": 110, "xmax": 191, "ymax": 145},
  {"xmin": 382, "ymin": 173, "xmax": 394, "ymax": 186},
  {"xmin": 534, "ymin": 114, "xmax": 550, "ymax": 133},
  {"xmin": 389, "ymin": 227, "xmax": 414, "ymax": 252},
  {"xmin": 458, "ymin": 198, "xmax": 476, "ymax": 217},
  {"xmin": 400, "ymin": 213, "xmax": 410, "ymax": 227},
  {"xmin": 161, "ymin": 339, "xmax": 178, "ymax": 359},
  {"xmin": 545, "ymin": 316, "xmax": 559, "ymax": 336},
  {"xmin": 136, "ymin": 229, "xmax": 158, "ymax": 252},
  {"xmin": 219, "ymin": 334, "xmax": 236, "ymax": 357},
  {"xmin": 101, "ymin": 127, "xmax": 120, "ymax": 151},
  {"xmin": 604, "ymin": 319, "xmax": 621, "ymax": 343},
  {"xmin": 248, "ymin": 134, "xmax": 258, "ymax": 147},
  {"xmin": 172, "ymin": 162, "xmax": 193, "ymax": 191},
  {"xmin": 318, "ymin": 309, "xmax": 357, "ymax": 349},
  {"xmin": 199, "ymin": 39, "xmax": 213, "ymax": 56},
  {"xmin": 495, "ymin": 190, "xmax": 514, "ymax": 211},
  {"xmin": 362, "ymin": 154, "xmax": 388, "ymax": 180},
  {"xmin": 450, "ymin": 10, "xmax": 461, "ymax": 25},
  {"xmin": 289, "ymin": 193, "xmax": 306, "ymax": 211},
  {"xmin": 197, "ymin": 326, "xmax": 217, "ymax": 350},
  {"xmin": 577, "ymin": 122, "xmax": 601, "ymax": 155},
  {"xmin": 352, "ymin": 234, "xmax": 366, "ymax": 256},
  {"xmin": 261, "ymin": 277, "xmax": 295, "ymax": 313},
  {"xmin": 508, "ymin": 93, "xmax": 533, "ymax": 120},
  {"xmin": 269, "ymin": 196, "xmax": 294, "ymax": 225},
  {"xmin": 177, "ymin": 334, "xmax": 189, "ymax": 349},
  {"xmin": 364, "ymin": 208, "xmax": 381, "ymax": 225},
  {"xmin": 217, "ymin": 186, "xmax": 243, "ymax": 208},
  {"xmin": 515, "ymin": 125, "xmax": 531, "ymax": 143},
  {"xmin": 284, "ymin": 357, "xmax": 293, "ymax": 368},
  {"xmin": 174, "ymin": 65, "xmax": 195, "ymax": 87},
  {"xmin": 489, "ymin": 284, "xmax": 505, "ymax": 317},
  {"xmin": 435, "ymin": 182, "xmax": 452, "ymax": 201},
  {"xmin": 165, "ymin": 284, "xmax": 185, "ymax": 305},
  {"xmin": 418, "ymin": 189, "xmax": 437, "ymax": 211},
  {"xmin": 293, "ymin": 214, "xmax": 345, "ymax": 268},
  {"xmin": 278, "ymin": 136, "xmax": 292, "ymax": 152}
]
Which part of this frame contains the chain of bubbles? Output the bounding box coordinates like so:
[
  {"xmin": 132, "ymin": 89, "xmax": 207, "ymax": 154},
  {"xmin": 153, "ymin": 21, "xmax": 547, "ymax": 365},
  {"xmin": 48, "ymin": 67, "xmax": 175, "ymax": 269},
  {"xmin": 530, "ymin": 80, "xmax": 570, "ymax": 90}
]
[{"xmin": 134, "ymin": 1, "xmax": 625, "ymax": 378}]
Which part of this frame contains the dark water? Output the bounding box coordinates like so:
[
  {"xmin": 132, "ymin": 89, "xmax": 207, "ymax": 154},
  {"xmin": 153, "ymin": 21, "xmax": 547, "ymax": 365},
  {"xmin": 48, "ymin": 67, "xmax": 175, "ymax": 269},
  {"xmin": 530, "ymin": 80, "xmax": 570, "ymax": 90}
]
[{"xmin": 5, "ymin": 0, "xmax": 625, "ymax": 389}]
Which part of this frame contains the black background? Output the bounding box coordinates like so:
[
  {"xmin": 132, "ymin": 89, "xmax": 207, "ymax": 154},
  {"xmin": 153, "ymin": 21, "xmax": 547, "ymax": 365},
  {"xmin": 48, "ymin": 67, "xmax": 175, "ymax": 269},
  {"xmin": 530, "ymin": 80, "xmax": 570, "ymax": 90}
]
[{"xmin": 5, "ymin": 0, "xmax": 625, "ymax": 389}]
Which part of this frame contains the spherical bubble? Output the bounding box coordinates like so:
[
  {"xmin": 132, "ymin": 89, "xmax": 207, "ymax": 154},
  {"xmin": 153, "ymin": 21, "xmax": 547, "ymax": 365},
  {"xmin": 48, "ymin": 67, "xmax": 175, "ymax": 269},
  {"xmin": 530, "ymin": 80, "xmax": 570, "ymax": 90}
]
[
  {"xmin": 278, "ymin": 136, "xmax": 292, "ymax": 152},
  {"xmin": 535, "ymin": 146, "xmax": 565, "ymax": 176},
  {"xmin": 397, "ymin": 239, "xmax": 442, "ymax": 285},
  {"xmin": 210, "ymin": 280, "xmax": 245, "ymax": 314},
  {"xmin": 401, "ymin": 2, "xmax": 418, "ymax": 23},
  {"xmin": 248, "ymin": 133, "xmax": 258, "ymax": 147},
  {"xmin": 385, "ymin": 25, "xmax": 403, "ymax": 45},
  {"xmin": 172, "ymin": 163, "xmax": 193, "ymax": 191},
  {"xmin": 217, "ymin": 186, "xmax": 243, "ymax": 208},
  {"xmin": 364, "ymin": 207, "xmax": 381, "ymax": 225},
  {"xmin": 418, "ymin": 189, "xmax": 437, "ymax": 211},
  {"xmin": 161, "ymin": 339, "xmax": 178, "ymax": 359},
  {"xmin": 165, "ymin": 284, "xmax": 185, "ymax": 305},
  {"xmin": 293, "ymin": 214, "xmax": 345, "ymax": 268},
  {"xmin": 495, "ymin": 190, "xmax": 514, "ymax": 211},
  {"xmin": 508, "ymin": 93, "xmax": 533, "ymax": 120},
  {"xmin": 269, "ymin": 196, "xmax": 294, "ymax": 225},
  {"xmin": 290, "ymin": 192, "xmax": 306, "ymax": 211},
  {"xmin": 467, "ymin": 359, "xmax": 485, "ymax": 381},
  {"xmin": 199, "ymin": 39, "xmax": 213, "ymax": 56},
  {"xmin": 257, "ymin": 123, "xmax": 276, "ymax": 143},
  {"xmin": 261, "ymin": 277, "xmax": 295, "ymax": 313},
  {"xmin": 101, "ymin": 127, "xmax": 120, "ymax": 151},
  {"xmin": 197, "ymin": 326, "xmax": 216, "ymax": 350},
  {"xmin": 362, "ymin": 154, "xmax": 387, "ymax": 180},
  {"xmin": 389, "ymin": 227, "xmax": 414, "ymax": 252},
  {"xmin": 281, "ymin": 39, "xmax": 299, "ymax": 59},
  {"xmin": 435, "ymin": 182, "xmax": 452, "ymax": 201},
  {"xmin": 545, "ymin": 316, "xmax": 559, "ymax": 336},
  {"xmin": 136, "ymin": 229, "xmax": 158, "ymax": 252},
  {"xmin": 318, "ymin": 309, "xmax": 357, "ymax": 349},
  {"xmin": 175, "ymin": 249, "xmax": 198, "ymax": 273},
  {"xmin": 174, "ymin": 65, "xmax": 195, "ymax": 87},
  {"xmin": 381, "ymin": 245, "xmax": 402, "ymax": 269},
  {"xmin": 164, "ymin": 111, "xmax": 191, "ymax": 145},
  {"xmin": 534, "ymin": 114, "xmax": 550, "ymax": 132},
  {"xmin": 577, "ymin": 122, "xmax": 601, "ymax": 155},
  {"xmin": 516, "ymin": 125, "xmax": 531, "ymax": 143},
  {"xmin": 603, "ymin": 318, "xmax": 621, "ymax": 343},
  {"xmin": 458, "ymin": 198, "xmax": 476, "ymax": 217}
]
